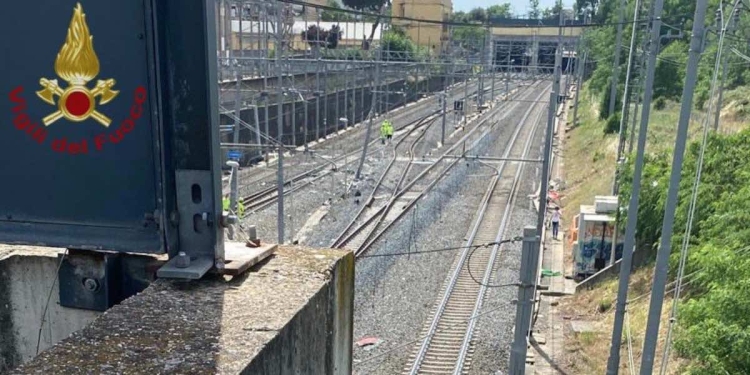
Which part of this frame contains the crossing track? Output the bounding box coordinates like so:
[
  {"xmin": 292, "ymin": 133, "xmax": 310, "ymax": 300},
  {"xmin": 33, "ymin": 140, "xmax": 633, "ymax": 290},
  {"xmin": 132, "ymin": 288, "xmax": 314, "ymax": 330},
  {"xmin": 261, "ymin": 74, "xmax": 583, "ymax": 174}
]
[
  {"xmin": 240, "ymin": 111, "xmax": 440, "ymax": 214},
  {"xmin": 237, "ymin": 76, "xmax": 531, "ymax": 216},
  {"xmin": 329, "ymin": 112, "xmax": 442, "ymax": 249},
  {"xmin": 401, "ymin": 85, "xmax": 550, "ymax": 375},
  {"xmin": 331, "ymin": 80, "xmax": 548, "ymax": 256}
]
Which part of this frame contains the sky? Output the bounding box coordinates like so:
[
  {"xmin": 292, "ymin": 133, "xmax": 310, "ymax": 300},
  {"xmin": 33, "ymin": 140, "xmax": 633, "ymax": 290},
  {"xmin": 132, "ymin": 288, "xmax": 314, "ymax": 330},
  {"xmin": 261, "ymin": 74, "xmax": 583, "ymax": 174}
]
[{"xmin": 453, "ymin": 0, "xmax": 574, "ymax": 15}]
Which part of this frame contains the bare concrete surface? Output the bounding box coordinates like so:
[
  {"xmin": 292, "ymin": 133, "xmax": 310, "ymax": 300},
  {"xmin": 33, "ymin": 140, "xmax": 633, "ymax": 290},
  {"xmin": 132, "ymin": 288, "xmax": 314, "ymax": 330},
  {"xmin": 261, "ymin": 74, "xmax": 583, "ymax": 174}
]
[
  {"xmin": 11, "ymin": 246, "xmax": 354, "ymax": 375},
  {"xmin": 529, "ymin": 89, "xmax": 574, "ymax": 375},
  {"xmin": 0, "ymin": 245, "xmax": 100, "ymax": 373}
]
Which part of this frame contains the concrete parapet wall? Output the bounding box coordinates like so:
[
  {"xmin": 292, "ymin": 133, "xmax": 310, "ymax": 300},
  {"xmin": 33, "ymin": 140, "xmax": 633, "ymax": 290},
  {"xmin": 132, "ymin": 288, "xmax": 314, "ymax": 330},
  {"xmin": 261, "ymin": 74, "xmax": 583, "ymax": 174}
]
[
  {"xmin": 0, "ymin": 247, "xmax": 100, "ymax": 373},
  {"xmin": 12, "ymin": 246, "xmax": 354, "ymax": 375}
]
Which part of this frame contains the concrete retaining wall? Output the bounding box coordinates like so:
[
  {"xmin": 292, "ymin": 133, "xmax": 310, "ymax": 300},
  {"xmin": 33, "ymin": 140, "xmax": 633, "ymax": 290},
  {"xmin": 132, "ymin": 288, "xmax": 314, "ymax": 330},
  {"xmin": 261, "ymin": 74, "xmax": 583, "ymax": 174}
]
[
  {"xmin": 13, "ymin": 246, "xmax": 354, "ymax": 375},
  {"xmin": 0, "ymin": 251, "xmax": 100, "ymax": 373}
]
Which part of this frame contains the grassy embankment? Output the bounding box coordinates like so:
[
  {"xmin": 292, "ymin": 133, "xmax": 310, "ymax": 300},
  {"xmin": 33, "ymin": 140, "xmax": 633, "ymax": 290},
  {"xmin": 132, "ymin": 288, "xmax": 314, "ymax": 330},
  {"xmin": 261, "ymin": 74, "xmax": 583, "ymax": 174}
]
[{"xmin": 556, "ymin": 83, "xmax": 750, "ymax": 374}]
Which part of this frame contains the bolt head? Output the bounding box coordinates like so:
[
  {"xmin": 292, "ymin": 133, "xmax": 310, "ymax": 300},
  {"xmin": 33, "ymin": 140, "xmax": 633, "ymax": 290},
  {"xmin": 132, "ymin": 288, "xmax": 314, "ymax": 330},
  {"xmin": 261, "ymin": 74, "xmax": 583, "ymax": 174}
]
[{"xmin": 83, "ymin": 278, "xmax": 100, "ymax": 292}]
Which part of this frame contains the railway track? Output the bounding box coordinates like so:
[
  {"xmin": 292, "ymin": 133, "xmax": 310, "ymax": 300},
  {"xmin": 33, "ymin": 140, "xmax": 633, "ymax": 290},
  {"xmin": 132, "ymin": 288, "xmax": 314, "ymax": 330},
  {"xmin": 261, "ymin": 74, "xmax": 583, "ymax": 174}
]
[
  {"xmin": 240, "ymin": 111, "xmax": 441, "ymax": 214},
  {"xmin": 402, "ymin": 86, "xmax": 549, "ymax": 375},
  {"xmin": 231, "ymin": 76, "xmax": 506, "ymax": 193},
  {"xmin": 329, "ymin": 112, "xmax": 441, "ymax": 249},
  {"xmin": 238, "ymin": 78, "xmax": 525, "ymax": 216},
  {"xmin": 332, "ymin": 81, "xmax": 546, "ymax": 255}
]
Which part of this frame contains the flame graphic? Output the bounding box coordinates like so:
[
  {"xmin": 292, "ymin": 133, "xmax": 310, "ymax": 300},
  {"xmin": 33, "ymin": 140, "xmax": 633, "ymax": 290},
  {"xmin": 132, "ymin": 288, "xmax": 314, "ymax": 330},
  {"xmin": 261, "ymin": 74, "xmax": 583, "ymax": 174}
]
[{"xmin": 54, "ymin": 3, "xmax": 100, "ymax": 85}]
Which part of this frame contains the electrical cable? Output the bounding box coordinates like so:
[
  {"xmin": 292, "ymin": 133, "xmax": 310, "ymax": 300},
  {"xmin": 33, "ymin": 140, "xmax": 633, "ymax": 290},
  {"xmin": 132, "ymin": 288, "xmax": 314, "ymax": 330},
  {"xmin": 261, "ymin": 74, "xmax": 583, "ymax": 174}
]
[
  {"xmin": 659, "ymin": 3, "xmax": 741, "ymax": 371},
  {"xmin": 36, "ymin": 249, "xmax": 68, "ymax": 356},
  {"xmin": 465, "ymin": 239, "xmax": 524, "ymax": 288},
  {"xmin": 626, "ymin": 245, "xmax": 750, "ymax": 305},
  {"xmin": 626, "ymin": 309, "xmax": 637, "ymax": 375},
  {"xmin": 277, "ymin": 0, "xmax": 669, "ymax": 30},
  {"xmin": 353, "ymin": 299, "xmax": 514, "ymax": 368},
  {"xmin": 357, "ymin": 241, "xmax": 504, "ymax": 258}
]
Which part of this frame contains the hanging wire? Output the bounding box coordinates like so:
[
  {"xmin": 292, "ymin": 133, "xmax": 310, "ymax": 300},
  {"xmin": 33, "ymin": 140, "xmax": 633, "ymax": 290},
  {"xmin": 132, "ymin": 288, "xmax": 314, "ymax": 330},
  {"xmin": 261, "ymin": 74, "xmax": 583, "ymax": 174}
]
[
  {"xmin": 626, "ymin": 309, "xmax": 638, "ymax": 375},
  {"xmin": 658, "ymin": 3, "xmax": 741, "ymax": 373},
  {"xmin": 36, "ymin": 249, "xmax": 68, "ymax": 355}
]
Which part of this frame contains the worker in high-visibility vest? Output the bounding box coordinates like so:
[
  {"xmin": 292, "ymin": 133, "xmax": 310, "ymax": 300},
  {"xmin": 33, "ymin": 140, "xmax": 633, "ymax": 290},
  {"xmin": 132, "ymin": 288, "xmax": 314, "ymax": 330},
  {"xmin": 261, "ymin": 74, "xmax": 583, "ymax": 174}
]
[
  {"xmin": 380, "ymin": 119, "xmax": 393, "ymax": 145},
  {"xmin": 223, "ymin": 196, "xmax": 246, "ymax": 217}
]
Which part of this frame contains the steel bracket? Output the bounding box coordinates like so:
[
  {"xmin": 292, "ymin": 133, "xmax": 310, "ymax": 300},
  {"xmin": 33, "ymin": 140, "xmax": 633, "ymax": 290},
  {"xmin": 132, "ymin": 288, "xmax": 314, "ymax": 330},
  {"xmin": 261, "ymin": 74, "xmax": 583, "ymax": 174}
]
[{"xmin": 58, "ymin": 249, "xmax": 159, "ymax": 311}]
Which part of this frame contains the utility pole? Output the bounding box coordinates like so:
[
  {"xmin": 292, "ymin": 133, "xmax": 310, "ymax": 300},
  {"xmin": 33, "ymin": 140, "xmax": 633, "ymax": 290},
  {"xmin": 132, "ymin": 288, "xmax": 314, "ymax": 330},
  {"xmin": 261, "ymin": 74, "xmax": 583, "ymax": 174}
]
[
  {"xmin": 463, "ymin": 59, "xmax": 469, "ymax": 123},
  {"xmin": 478, "ymin": 23, "xmax": 489, "ymax": 107},
  {"xmin": 508, "ymin": 226, "xmax": 540, "ymax": 374},
  {"xmin": 441, "ymin": 80, "xmax": 447, "ymax": 146},
  {"xmin": 640, "ymin": 0, "xmax": 708, "ymax": 372},
  {"xmin": 228, "ymin": 160, "xmax": 239, "ymax": 240},
  {"xmin": 275, "ymin": 7, "xmax": 285, "ymax": 244},
  {"xmin": 608, "ymin": 0, "xmax": 642, "ymax": 268},
  {"xmin": 535, "ymin": 92, "xmax": 556, "ymax": 245},
  {"xmin": 614, "ymin": 0, "xmax": 642, "ymax": 176},
  {"xmin": 714, "ymin": 7, "xmax": 739, "ymax": 131},
  {"xmin": 233, "ymin": 72, "xmax": 242, "ymax": 147},
  {"xmin": 505, "ymin": 40, "xmax": 510, "ymax": 99},
  {"xmin": 356, "ymin": 56, "xmax": 379, "ymax": 180},
  {"xmin": 608, "ymin": 0, "xmax": 627, "ymax": 119},
  {"xmin": 605, "ymin": 0, "xmax": 668, "ymax": 367},
  {"xmin": 315, "ymin": 10, "xmax": 321, "ymax": 141},
  {"xmin": 572, "ymin": 45, "xmax": 587, "ymax": 128}
]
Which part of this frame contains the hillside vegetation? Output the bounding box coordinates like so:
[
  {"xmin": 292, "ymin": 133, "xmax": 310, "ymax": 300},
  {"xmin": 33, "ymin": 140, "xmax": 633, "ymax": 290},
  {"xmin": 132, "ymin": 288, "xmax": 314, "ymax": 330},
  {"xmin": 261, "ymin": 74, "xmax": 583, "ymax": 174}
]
[{"xmin": 561, "ymin": 0, "xmax": 750, "ymax": 370}]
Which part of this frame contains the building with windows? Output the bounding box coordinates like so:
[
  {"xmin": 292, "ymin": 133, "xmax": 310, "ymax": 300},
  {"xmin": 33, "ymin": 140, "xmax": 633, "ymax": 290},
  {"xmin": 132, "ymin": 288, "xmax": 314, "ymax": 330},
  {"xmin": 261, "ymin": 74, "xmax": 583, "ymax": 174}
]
[{"xmin": 391, "ymin": 0, "xmax": 452, "ymax": 54}]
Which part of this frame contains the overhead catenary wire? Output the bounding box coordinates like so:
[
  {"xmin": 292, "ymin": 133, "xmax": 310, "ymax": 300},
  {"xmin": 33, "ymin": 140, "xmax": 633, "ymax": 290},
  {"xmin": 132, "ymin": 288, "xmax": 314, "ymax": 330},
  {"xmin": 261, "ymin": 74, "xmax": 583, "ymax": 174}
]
[
  {"xmin": 357, "ymin": 238, "xmax": 521, "ymax": 259},
  {"xmin": 276, "ymin": 0, "xmax": 665, "ymax": 29},
  {"xmin": 658, "ymin": 3, "xmax": 741, "ymax": 372}
]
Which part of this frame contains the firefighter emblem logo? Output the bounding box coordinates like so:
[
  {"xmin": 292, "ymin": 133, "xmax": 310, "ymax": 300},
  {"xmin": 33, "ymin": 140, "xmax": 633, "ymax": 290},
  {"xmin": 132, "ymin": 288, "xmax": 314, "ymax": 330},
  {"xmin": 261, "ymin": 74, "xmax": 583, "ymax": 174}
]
[{"xmin": 36, "ymin": 3, "xmax": 118, "ymax": 127}]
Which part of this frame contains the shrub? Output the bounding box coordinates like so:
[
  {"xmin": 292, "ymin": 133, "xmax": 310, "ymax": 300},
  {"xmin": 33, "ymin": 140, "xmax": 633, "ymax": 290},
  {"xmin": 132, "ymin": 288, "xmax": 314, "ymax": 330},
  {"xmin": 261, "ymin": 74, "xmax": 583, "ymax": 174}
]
[
  {"xmin": 654, "ymin": 97, "xmax": 666, "ymax": 110},
  {"xmin": 604, "ymin": 113, "xmax": 620, "ymax": 134}
]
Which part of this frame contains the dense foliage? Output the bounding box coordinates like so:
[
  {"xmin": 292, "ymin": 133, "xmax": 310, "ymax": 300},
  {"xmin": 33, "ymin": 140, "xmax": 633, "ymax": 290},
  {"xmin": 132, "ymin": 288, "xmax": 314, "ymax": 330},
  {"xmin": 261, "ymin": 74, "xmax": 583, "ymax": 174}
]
[
  {"xmin": 301, "ymin": 24, "xmax": 341, "ymax": 49},
  {"xmin": 617, "ymin": 128, "xmax": 750, "ymax": 373},
  {"xmin": 321, "ymin": 0, "xmax": 356, "ymax": 22},
  {"xmin": 581, "ymin": 0, "xmax": 750, "ymax": 117}
]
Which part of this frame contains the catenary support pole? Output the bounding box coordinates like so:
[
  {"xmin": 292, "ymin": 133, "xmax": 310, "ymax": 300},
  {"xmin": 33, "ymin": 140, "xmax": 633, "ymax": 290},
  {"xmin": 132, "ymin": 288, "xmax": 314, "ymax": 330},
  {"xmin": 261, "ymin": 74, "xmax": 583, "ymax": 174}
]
[
  {"xmin": 356, "ymin": 57, "xmax": 379, "ymax": 180},
  {"xmin": 614, "ymin": 0, "xmax": 642, "ymax": 195},
  {"xmin": 441, "ymin": 89, "xmax": 447, "ymax": 146},
  {"xmin": 605, "ymin": 0, "xmax": 668, "ymax": 368},
  {"xmin": 536, "ymin": 92, "xmax": 556, "ymax": 246},
  {"xmin": 254, "ymin": 103, "xmax": 261, "ymax": 159},
  {"xmin": 639, "ymin": 0, "xmax": 708, "ymax": 372},
  {"xmin": 275, "ymin": 8, "xmax": 285, "ymax": 244},
  {"xmin": 228, "ymin": 160, "xmax": 239, "ymax": 240},
  {"xmin": 508, "ymin": 226, "xmax": 540, "ymax": 374},
  {"xmin": 608, "ymin": 0, "xmax": 642, "ymax": 267},
  {"xmin": 608, "ymin": 0, "xmax": 627, "ymax": 119},
  {"xmin": 572, "ymin": 50, "xmax": 586, "ymax": 128},
  {"xmin": 713, "ymin": 7, "xmax": 738, "ymax": 132}
]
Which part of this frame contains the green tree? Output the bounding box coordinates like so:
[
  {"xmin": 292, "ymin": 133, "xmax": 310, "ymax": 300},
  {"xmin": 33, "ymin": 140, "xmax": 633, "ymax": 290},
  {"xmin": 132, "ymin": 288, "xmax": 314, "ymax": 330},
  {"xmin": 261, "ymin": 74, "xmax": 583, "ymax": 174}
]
[
  {"xmin": 487, "ymin": 4, "xmax": 512, "ymax": 19},
  {"xmin": 451, "ymin": 11, "xmax": 469, "ymax": 23},
  {"xmin": 542, "ymin": 0, "xmax": 563, "ymax": 19},
  {"xmin": 653, "ymin": 41, "xmax": 688, "ymax": 101},
  {"xmin": 342, "ymin": 0, "xmax": 389, "ymax": 49},
  {"xmin": 381, "ymin": 28, "xmax": 420, "ymax": 61},
  {"xmin": 452, "ymin": 25, "xmax": 485, "ymax": 52},
  {"xmin": 321, "ymin": 0, "xmax": 356, "ymax": 21},
  {"xmin": 529, "ymin": 0, "xmax": 541, "ymax": 18},
  {"xmin": 468, "ymin": 7, "xmax": 487, "ymax": 22}
]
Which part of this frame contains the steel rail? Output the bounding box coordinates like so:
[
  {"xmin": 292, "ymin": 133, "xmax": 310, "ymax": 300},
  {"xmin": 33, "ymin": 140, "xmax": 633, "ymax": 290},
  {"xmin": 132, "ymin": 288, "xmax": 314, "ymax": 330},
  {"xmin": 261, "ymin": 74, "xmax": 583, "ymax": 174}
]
[{"xmin": 406, "ymin": 86, "xmax": 549, "ymax": 375}]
